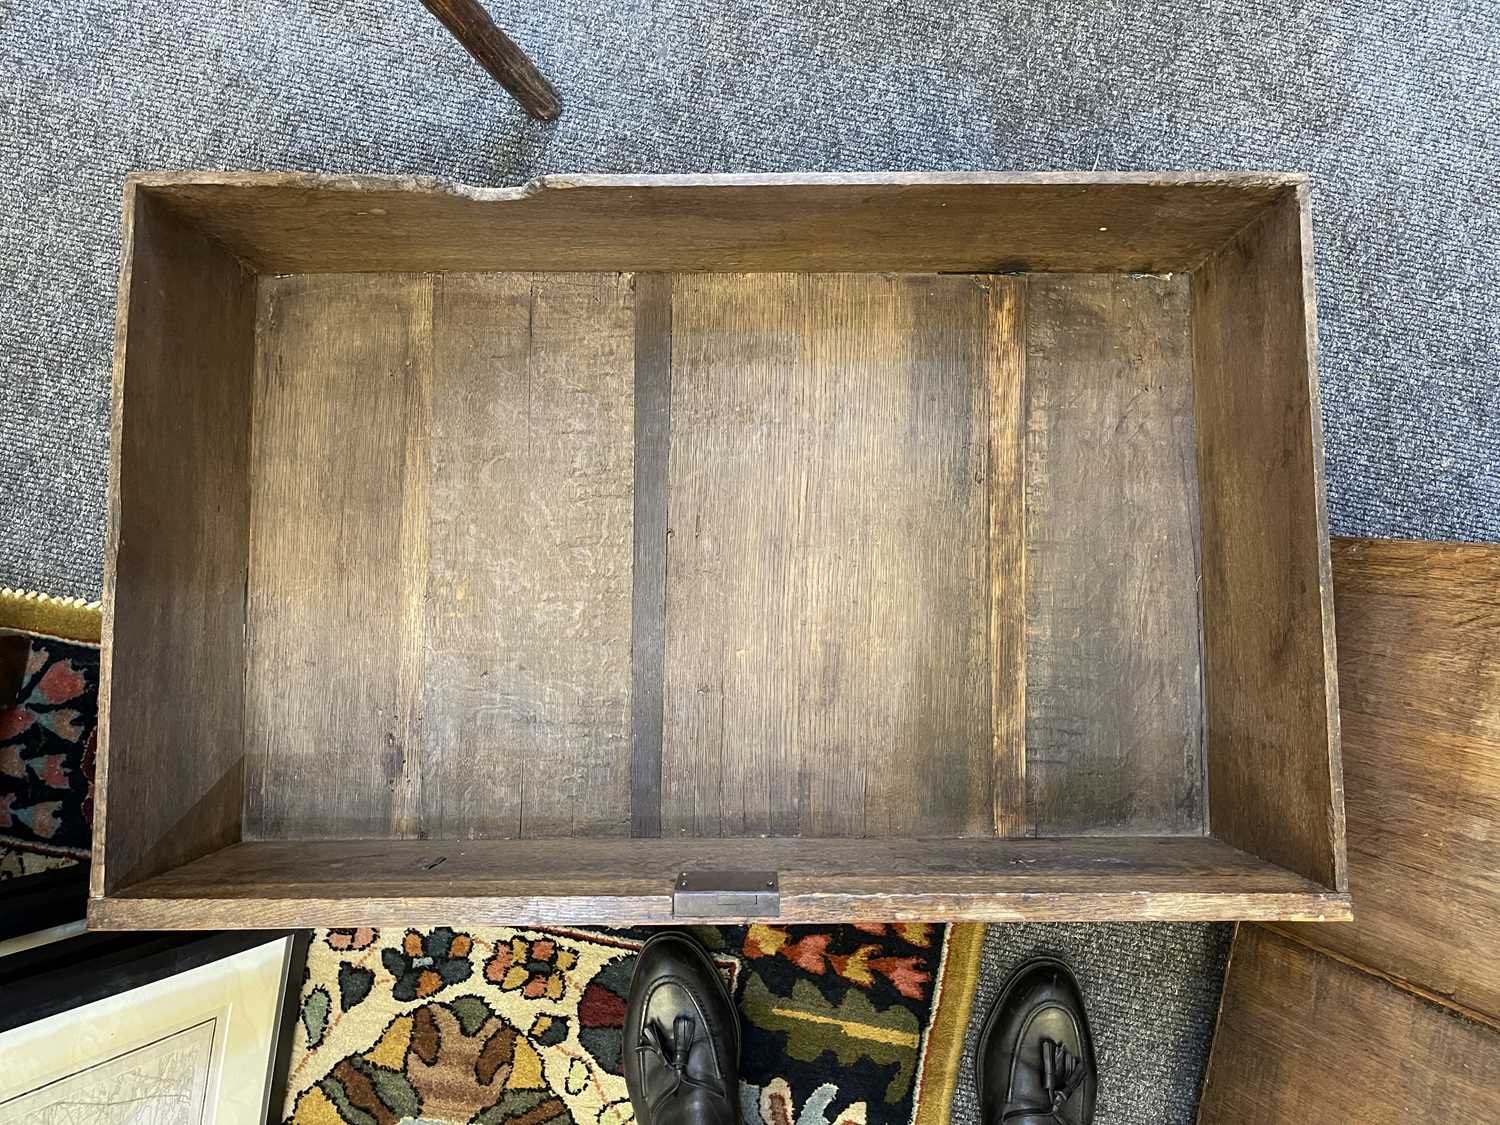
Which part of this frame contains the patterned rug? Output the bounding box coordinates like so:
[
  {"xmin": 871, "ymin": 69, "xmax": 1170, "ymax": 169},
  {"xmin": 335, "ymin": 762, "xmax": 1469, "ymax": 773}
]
[
  {"xmin": 283, "ymin": 923, "xmax": 983, "ymax": 1125},
  {"xmin": 0, "ymin": 590, "xmax": 101, "ymax": 879}
]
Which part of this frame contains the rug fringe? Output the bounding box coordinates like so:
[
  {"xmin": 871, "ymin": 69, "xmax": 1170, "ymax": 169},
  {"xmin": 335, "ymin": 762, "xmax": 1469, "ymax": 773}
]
[
  {"xmin": 913, "ymin": 922, "xmax": 986, "ymax": 1125},
  {"xmin": 0, "ymin": 587, "xmax": 103, "ymax": 645}
]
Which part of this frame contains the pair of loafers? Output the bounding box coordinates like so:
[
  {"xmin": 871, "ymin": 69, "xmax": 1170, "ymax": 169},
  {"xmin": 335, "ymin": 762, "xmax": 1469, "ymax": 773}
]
[{"xmin": 623, "ymin": 932, "xmax": 1096, "ymax": 1125}]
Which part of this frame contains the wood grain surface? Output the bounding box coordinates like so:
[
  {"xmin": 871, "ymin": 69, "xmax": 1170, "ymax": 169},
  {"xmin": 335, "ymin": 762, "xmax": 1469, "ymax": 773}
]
[
  {"xmin": 1192, "ymin": 188, "xmax": 1345, "ymax": 888},
  {"xmin": 1024, "ymin": 274, "xmax": 1204, "ymax": 835},
  {"xmin": 87, "ymin": 836, "xmax": 1349, "ymax": 929},
  {"xmin": 244, "ymin": 274, "xmax": 434, "ymax": 840},
  {"xmin": 95, "ymin": 188, "xmax": 256, "ymax": 895},
  {"xmin": 134, "ymin": 172, "xmax": 1298, "ymax": 276},
  {"xmin": 629, "ymin": 273, "xmax": 673, "ymax": 837},
  {"xmin": 244, "ymin": 272, "xmax": 635, "ymax": 840},
  {"xmin": 660, "ymin": 273, "xmax": 992, "ymax": 838},
  {"xmin": 95, "ymin": 172, "xmax": 1355, "ymax": 926},
  {"xmin": 1278, "ymin": 537, "xmax": 1500, "ymax": 1024},
  {"xmin": 1199, "ymin": 925, "xmax": 1500, "ymax": 1124},
  {"xmin": 987, "ymin": 278, "xmax": 1027, "ymax": 836},
  {"xmin": 425, "ymin": 272, "xmax": 635, "ymax": 839}
]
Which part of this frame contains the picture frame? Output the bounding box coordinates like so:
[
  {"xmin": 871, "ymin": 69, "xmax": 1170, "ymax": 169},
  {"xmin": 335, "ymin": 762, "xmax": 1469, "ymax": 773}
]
[{"xmin": 0, "ymin": 930, "xmax": 310, "ymax": 1123}]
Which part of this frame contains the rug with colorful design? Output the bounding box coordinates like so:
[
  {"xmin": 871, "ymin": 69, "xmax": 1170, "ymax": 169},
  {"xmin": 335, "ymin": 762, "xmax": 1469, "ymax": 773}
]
[
  {"xmin": 284, "ymin": 922, "xmax": 983, "ymax": 1125},
  {"xmin": 0, "ymin": 591, "xmax": 102, "ymax": 879}
]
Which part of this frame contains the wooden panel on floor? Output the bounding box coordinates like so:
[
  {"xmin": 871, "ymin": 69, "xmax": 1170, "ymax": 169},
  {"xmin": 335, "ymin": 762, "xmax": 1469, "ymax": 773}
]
[
  {"xmin": 1199, "ymin": 925, "xmax": 1500, "ymax": 1124},
  {"xmin": 423, "ymin": 272, "xmax": 636, "ymax": 839},
  {"xmin": 244, "ymin": 274, "xmax": 433, "ymax": 840},
  {"xmin": 1277, "ymin": 537, "xmax": 1500, "ymax": 1023},
  {"xmin": 1024, "ymin": 273, "xmax": 1203, "ymax": 835},
  {"xmin": 661, "ymin": 273, "xmax": 993, "ymax": 838}
]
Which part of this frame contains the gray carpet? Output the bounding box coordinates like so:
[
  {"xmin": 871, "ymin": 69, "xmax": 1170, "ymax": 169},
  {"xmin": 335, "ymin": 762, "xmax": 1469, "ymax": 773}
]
[
  {"xmin": 2, "ymin": 1, "xmax": 1495, "ymax": 1121},
  {"xmin": 954, "ymin": 924, "xmax": 1234, "ymax": 1125},
  {"xmin": 3, "ymin": 0, "xmax": 1497, "ymax": 598}
]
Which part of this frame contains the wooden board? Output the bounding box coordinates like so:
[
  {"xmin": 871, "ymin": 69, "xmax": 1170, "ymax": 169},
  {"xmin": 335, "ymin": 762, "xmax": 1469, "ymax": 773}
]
[
  {"xmin": 1278, "ymin": 538, "xmax": 1500, "ymax": 1024},
  {"xmin": 1199, "ymin": 925, "xmax": 1500, "ymax": 1124},
  {"xmin": 1192, "ymin": 188, "xmax": 1345, "ymax": 888},
  {"xmin": 424, "ymin": 272, "xmax": 635, "ymax": 839},
  {"xmin": 988, "ymin": 280, "xmax": 1026, "ymax": 836},
  {"xmin": 629, "ymin": 273, "xmax": 673, "ymax": 837},
  {"xmin": 86, "ymin": 836, "xmax": 1350, "ymax": 929},
  {"xmin": 136, "ymin": 171, "xmax": 1297, "ymax": 276},
  {"xmin": 244, "ymin": 272, "xmax": 635, "ymax": 840},
  {"xmin": 1024, "ymin": 274, "xmax": 1204, "ymax": 835},
  {"xmin": 659, "ymin": 273, "xmax": 993, "ymax": 838},
  {"xmin": 244, "ymin": 274, "xmax": 433, "ymax": 840},
  {"xmin": 95, "ymin": 188, "xmax": 256, "ymax": 895}
]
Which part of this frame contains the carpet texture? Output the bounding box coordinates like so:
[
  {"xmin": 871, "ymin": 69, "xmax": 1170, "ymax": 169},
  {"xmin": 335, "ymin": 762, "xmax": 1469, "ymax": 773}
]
[
  {"xmin": 1, "ymin": 0, "xmax": 1497, "ymax": 597},
  {"xmin": 954, "ymin": 923, "xmax": 1234, "ymax": 1125},
  {"xmin": 282, "ymin": 924, "xmax": 983, "ymax": 1125}
]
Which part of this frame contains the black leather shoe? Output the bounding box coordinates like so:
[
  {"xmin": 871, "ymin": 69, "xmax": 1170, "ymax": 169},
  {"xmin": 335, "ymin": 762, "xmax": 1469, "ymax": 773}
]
[
  {"xmin": 975, "ymin": 956, "xmax": 1097, "ymax": 1125},
  {"xmin": 624, "ymin": 932, "xmax": 742, "ymax": 1125}
]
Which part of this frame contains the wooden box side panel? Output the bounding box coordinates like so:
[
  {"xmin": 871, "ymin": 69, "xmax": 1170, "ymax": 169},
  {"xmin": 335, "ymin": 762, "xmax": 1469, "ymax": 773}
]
[
  {"xmin": 1192, "ymin": 187, "xmax": 1345, "ymax": 889},
  {"xmin": 137, "ymin": 171, "xmax": 1296, "ymax": 276},
  {"xmin": 87, "ymin": 836, "xmax": 1351, "ymax": 929},
  {"xmin": 93, "ymin": 186, "xmax": 257, "ymax": 896}
]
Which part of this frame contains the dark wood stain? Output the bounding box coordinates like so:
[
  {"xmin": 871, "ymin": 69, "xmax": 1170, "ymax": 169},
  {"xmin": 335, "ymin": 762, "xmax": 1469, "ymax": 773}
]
[
  {"xmin": 87, "ymin": 836, "xmax": 1349, "ymax": 929},
  {"xmin": 630, "ymin": 274, "xmax": 673, "ymax": 838},
  {"xmin": 94, "ymin": 174, "xmax": 1345, "ymax": 926},
  {"xmin": 138, "ymin": 173, "xmax": 1297, "ymax": 276}
]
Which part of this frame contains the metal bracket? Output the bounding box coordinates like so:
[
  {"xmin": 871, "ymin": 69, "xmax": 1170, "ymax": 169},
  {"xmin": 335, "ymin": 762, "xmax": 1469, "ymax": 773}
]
[{"xmin": 672, "ymin": 871, "xmax": 781, "ymax": 918}]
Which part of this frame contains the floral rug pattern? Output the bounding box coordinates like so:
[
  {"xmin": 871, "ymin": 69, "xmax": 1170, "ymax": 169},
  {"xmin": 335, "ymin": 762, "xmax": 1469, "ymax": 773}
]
[
  {"xmin": 284, "ymin": 923, "xmax": 981, "ymax": 1125},
  {"xmin": 0, "ymin": 633, "xmax": 98, "ymax": 876}
]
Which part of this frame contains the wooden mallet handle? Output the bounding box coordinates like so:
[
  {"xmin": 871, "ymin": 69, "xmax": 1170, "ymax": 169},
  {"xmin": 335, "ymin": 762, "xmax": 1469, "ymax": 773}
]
[{"xmin": 420, "ymin": 0, "xmax": 562, "ymax": 121}]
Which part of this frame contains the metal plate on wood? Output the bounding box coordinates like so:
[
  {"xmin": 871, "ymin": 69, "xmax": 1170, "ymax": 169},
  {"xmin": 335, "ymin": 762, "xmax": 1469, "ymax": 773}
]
[{"xmin": 672, "ymin": 871, "xmax": 781, "ymax": 917}]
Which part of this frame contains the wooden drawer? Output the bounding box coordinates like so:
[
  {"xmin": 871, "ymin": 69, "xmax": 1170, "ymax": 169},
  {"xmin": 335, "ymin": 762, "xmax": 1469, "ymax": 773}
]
[{"xmin": 89, "ymin": 172, "xmax": 1348, "ymax": 928}]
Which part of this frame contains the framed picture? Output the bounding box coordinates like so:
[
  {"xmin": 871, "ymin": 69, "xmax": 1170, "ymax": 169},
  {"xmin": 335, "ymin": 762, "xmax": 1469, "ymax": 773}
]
[{"xmin": 0, "ymin": 930, "xmax": 309, "ymax": 1123}]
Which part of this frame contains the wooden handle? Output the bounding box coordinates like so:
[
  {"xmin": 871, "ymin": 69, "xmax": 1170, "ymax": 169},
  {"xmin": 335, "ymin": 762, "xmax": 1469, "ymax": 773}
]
[{"xmin": 419, "ymin": 0, "xmax": 562, "ymax": 121}]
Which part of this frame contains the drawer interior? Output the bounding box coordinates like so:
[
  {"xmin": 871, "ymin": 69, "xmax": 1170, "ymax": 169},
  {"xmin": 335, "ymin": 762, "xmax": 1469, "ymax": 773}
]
[
  {"xmin": 241, "ymin": 269, "xmax": 1203, "ymax": 843},
  {"xmin": 95, "ymin": 175, "xmax": 1345, "ymax": 922}
]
